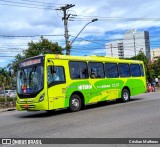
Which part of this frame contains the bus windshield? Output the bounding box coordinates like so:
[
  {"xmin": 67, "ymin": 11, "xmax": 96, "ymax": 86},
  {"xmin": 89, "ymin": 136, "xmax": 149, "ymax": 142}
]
[{"xmin": 17, "ymin": 65, "xmax": 44, "ymax": 94}]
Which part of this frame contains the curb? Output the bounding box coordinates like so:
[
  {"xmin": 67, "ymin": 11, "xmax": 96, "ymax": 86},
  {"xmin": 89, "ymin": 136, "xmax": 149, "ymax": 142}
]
[{"xmin": 0, "ymin": 108, "xmax": 16, "ymax": 113}]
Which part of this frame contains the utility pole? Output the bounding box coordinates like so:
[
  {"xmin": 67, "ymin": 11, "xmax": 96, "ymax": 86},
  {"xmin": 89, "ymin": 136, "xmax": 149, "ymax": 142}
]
[
  {"xmin": 56, "ymin": 4, "xmax": 75, "ymax": 55},
  {"xmin": 133, "ymin": 32, "xmax": 136, "ymax": 56},
  {"xmin": 110, "ymin": 44, "xmax": 113, "ymax": 57}
]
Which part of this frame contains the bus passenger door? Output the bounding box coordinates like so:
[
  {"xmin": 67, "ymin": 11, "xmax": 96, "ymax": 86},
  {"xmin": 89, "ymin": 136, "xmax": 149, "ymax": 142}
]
[{"xmin": 47, "ymin": 65, "xmax": 67, "ymax": 110}]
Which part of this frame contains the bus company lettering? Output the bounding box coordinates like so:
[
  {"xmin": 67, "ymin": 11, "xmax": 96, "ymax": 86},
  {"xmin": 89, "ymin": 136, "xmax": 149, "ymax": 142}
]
[
  {"xmin": 97, "ymin": 85, "xmax": 110, "ymax": 88},
  {"xmin": 78, "ymin": 84, "xmax": 92, "ymax": 90},
  {"xmin": 112, "ymin": 83, "xmax": 120, "ymax": 87},
  {"xmin": 97, "ymin": 83, "xmax": 119, "ymax": 89}
]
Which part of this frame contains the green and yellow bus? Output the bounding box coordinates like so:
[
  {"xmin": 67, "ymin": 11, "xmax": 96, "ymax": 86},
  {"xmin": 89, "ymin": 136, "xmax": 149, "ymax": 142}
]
[{"xmin": 16, "ymin": 54, "xmax": 146, "ymax": 112}]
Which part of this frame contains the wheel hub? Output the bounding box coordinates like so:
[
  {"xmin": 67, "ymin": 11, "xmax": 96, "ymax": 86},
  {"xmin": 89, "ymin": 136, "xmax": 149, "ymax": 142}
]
[
  {"xmin": 123, "ymin": 92, "xmax": 128, "ymax": 100},
  {"xmin": 72, "ymin": 99, "xmax": 79, "ymax": 108}
]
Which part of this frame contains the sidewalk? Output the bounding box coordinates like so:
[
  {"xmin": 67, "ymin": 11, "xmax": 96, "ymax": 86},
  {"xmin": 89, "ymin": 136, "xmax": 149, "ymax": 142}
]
[
  {"xmin": 0, "ymin": 101, "xmax": 16, "ymax": 113},
  {"xmin": 0, "ymin": 107, "xmax": 16, "ymax": 113},
  {"xmin": 155, "ymin": 86, "xmax": 160, "ymax": 92}
]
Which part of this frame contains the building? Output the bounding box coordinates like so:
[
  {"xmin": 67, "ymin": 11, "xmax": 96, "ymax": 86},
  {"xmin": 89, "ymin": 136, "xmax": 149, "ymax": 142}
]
[
  {"xmin": 123, "ymin": 29, "xmax": 150, "ymax": 59},
  {"xmin": 150, "ymin": 48, "xmax": 160, "ymax": 61},
  {"xmin": 106, "ymin": 29, "xmax": 151, "ymax": 59},
  {"xmin": 106, "ymin": 40, "xmax": 124, "ymax": 58}
]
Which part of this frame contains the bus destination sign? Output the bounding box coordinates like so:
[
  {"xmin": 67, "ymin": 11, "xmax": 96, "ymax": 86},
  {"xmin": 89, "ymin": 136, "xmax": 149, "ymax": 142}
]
[{"xmin": 20, "ymin": 58, "xmax": 41, "ymax": 68}]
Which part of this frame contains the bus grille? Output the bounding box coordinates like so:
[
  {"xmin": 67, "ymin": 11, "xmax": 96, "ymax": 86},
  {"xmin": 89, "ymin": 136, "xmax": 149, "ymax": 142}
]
[
  {"xmin": 20, "ymin": 105, "xmax": 35, "ymax": 110},
  {"xmin": 19, "ymin": 101, "xmax": 34, "ymax": 104}
]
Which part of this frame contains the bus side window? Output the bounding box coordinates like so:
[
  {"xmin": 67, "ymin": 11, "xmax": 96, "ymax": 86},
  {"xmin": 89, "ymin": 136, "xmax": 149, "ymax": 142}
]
[
  {"xmin": 105, "ymin": 63, "xmax": 119, "ymax": 78},
  {"xmin": 47, "ymin": 66, "xmax": 65, "ymax": 86},
  {"xmin": 69, "ymin": 61, "xmax": 88, "ymax": 79},
  {"xmin": 118, "ymin": 63, "xmax": 130, "ymax": 77},
  {"xmin": 130, "ymin": 64, "xmax": 141, "ymax": 77},
  {"xmin": 88, "ymin": 62, "xmax": 104, "ymax": 78},
  {"xmin": 57, "ymin": 67, "xmax": 65, "ymax": 81}
]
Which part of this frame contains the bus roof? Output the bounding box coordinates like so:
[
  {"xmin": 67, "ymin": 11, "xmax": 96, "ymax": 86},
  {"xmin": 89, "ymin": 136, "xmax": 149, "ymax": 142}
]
[{"xmin": 45, "ymin": 54, "xmax": 144, "ymax": 64}]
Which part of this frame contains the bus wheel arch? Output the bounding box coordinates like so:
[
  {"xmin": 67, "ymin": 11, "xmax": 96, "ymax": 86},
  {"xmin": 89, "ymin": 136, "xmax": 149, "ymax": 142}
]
[{"xmin": 69, "ymin": 91, "xmax": 85, "ymax": 112}]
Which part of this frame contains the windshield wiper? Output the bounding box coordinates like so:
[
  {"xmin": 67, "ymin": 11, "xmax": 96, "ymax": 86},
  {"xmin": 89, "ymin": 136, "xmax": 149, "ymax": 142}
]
[{"xmin": 29, "ymin": 66, "xmax": 37, "ymax": 85}]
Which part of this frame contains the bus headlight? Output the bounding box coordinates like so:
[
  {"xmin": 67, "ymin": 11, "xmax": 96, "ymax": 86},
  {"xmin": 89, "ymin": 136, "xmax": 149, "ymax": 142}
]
[{"xmin": 39, "ymin": 94, "xmax": 45, "ymax": 102}]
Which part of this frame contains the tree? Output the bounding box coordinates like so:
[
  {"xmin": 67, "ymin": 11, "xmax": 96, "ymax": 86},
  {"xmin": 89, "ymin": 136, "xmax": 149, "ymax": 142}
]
[
  {"xmin": 8, "ymin": 36, "xmax": 64, "ymax": 72},
  {"xmin": 8, "ymin": 54, "xmax": 25, "ymax": 74},
  {"xmin": 152, "ymin": 56, "xmax": 160, "ymax": 77},
  {"xmin": 0, "ymin": 67, "xmax": 12, "ymax": 89},
  {"xmin": 130, "ymin": 52, "xmax": 149, "ymax": 65},
  {"xmin": 127, "ymin": 52, "xmax": 153, "ymax": 81},
  {"xmin": 23, "ymin": 36, "xmax": 64, "ymax": 58}
]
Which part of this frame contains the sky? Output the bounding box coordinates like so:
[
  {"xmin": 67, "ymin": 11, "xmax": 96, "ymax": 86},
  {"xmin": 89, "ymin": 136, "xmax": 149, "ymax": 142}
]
[{"xmin": 0, "ymin": 0, "xmax": 160, "ymax": 68}]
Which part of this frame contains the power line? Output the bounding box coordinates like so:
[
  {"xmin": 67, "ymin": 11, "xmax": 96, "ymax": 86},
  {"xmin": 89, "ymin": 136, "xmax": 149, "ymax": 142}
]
[
  {"xmin": 70, "ymin": 35, "xmax": 104, "ymax": 46},
  {"xmin": 0, "ymin": 0, "xmax": 52, "ymax": 7},
  {"xmin": 0, "ymin": 56, "xmax": 15, "ymax": 57},
  {"xmin": 75, "ymin": 15, "xmax": 160, "ymax": 21},
  {"xmin": 0, "ymin": 1, "xmax": 54, "ymax": 10},
  {"xmin": 0, "ymin": 34, "xmax": 64, "ymax": 38},
  {"xmin": 20, "ymin": 0, "xmax": 63, "ymax": 5},
  {"xmin": 0, "ymin": 33, "xmax": 159, "ymax": 54},
  {"xmin": 0, "ymin": 35, "xmax": 159, "ymax": 44}
]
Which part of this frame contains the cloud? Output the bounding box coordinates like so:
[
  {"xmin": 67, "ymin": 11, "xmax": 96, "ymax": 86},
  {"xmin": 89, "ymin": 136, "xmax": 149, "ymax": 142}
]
[
  {"xmin": 91, "ymin": 48, "xmax": 106, "ymax": 54},
  {"xmin": 0, "ymin": 59, "xmax": 6, "ymax": 63},
  {"xmin": 1, "ymin": 0, "xmax": 160, "ymax": 67},
  {"xmin": 73, "ymin": 40, "xmax": 91, "ymax": 46}
]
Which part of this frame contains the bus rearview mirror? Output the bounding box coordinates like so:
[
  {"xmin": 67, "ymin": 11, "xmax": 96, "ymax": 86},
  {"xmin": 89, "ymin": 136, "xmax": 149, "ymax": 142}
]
[{"xmin": 48, "ymin": 59, "xmax": 54, "ymax": 65}]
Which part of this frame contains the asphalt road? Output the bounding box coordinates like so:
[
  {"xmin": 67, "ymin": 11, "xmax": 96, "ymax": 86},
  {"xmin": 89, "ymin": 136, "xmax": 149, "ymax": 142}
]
[{"xmin": 0, "ymin": 92, "xmax": 160, "ymax": 146}]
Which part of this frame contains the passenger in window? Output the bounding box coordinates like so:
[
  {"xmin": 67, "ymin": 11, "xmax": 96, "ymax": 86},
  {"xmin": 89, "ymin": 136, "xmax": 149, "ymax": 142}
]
[
  {"xmin": 83, "ymin": 69, "xmax": 88, "ymax": 78},
  {"xmin": 96, "ymin": 69, "xmax": 101, "ymax": 78},
  {"xmin": 90, "ymin": 68, "xmax": 97, "ymax": 78},
  {"xmin": 80, "ymin": 69, "xmax": 88, "ymax": 78},
  {"xmin": 91, "ymin": 73, "xmax": 96, "ymax": 78},
  {"xmin": 53, "ymin": 70, "xmax": 60, "ymax": 81}
]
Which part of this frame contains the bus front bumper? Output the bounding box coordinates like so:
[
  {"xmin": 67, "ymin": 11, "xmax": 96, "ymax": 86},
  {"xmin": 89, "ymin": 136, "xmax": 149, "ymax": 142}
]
[{"xmin": 16, "ymin": 101, "xmax": 48, "ymax": 111}]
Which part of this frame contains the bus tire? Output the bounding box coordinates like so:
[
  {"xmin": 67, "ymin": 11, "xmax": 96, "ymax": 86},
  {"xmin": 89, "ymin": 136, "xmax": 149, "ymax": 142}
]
[
  {"xmin": 121, "ymin": 88, "xmax": 130, "ymax": 102},
  {"xmin": 69, "ymin": 94, "xmax": 82, "ymax": 112}
]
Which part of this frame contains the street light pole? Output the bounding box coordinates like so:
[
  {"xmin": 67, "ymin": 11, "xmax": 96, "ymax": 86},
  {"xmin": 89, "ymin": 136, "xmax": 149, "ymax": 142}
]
[{"xmin": 69, "ymin": 18, "xmax": 98, "ymax": 48}]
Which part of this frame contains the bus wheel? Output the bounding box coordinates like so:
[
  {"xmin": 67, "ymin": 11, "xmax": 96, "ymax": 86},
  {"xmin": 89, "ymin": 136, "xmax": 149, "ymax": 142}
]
[
  {"xmin": 69, "ymin": 94, "xmax": 82, "ymax": 112},
  {"xmin": 121, "ymin": 88, "xmax": 130, "ymax": 102}
]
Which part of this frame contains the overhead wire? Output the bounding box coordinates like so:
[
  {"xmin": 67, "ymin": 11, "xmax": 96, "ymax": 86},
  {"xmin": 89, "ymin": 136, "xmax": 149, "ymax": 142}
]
[
  {"xmin": 0, "ymin": 34, "xmax": 64, "ymax": 38},
  {"xmin": 0, "ymin": 2, "xmax": 54, "ymax": 10},
  {"xmin": 20, "ymin": 0, "xmax": 63, "ymax": 5},
  {"xmin": 75, "ymin": 14, "xmax": 160, "ymax": 21},
  {"xmin": 0, "ymin": 0, "xmax": 64, "ymax": 10}
]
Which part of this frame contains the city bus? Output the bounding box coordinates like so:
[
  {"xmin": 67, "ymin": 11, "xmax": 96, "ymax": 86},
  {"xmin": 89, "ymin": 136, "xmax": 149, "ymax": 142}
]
[{"xmin": 16, "ymin": 54, "xmax": 146, "ymax": 112}]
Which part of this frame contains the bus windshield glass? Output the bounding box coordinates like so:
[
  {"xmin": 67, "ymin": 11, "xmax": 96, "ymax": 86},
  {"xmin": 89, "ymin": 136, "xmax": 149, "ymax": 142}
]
[{"xmin": 17, "ymin": 65, "xmax": 44, "ymax": 94}]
